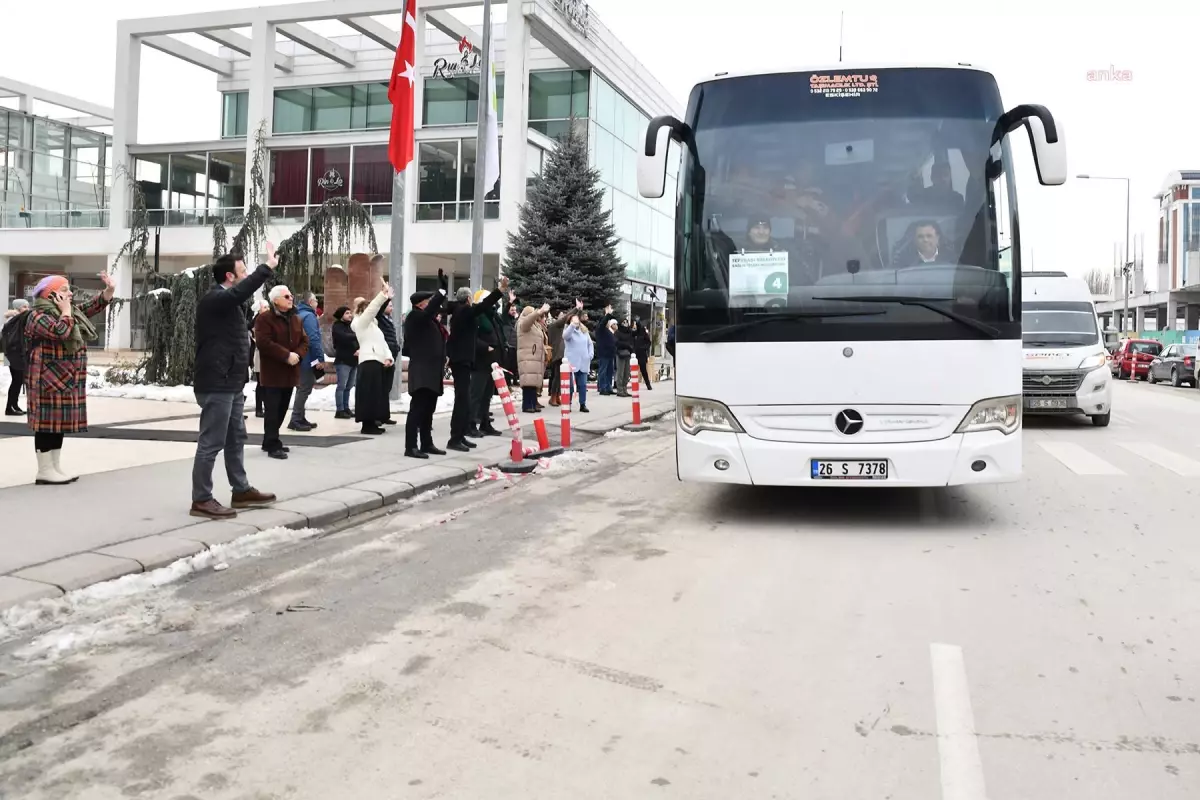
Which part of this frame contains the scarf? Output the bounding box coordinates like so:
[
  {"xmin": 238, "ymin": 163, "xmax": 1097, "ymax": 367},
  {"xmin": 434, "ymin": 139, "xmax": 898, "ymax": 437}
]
[
  {"xmin": 31, "ymin": 297, "xmax": 97, "ymax": 356},
  {"xmin": 478, "ymin": 312, "xmax": 494, "ymax": 334}
]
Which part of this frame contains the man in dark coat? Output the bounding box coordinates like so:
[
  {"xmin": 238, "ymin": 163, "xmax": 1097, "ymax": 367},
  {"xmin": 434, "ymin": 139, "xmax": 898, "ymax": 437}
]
[
  {"xmin": 254, "ymin": 282, "xmax": 309, "ymax": 461},
  {"xmin": 376, "ymin": 299, "xmax": 401, "ymax": 426},
  {"xmin": 445, "ymin": 274, "xmax": 508, "ymax": 451},
  {"xmin": 191, "ymin": 244, "xmax": 277, "ymax": 520},
  {"xmin": 402, "ymin": 269, "xmax": 448, "ymax": 459}
]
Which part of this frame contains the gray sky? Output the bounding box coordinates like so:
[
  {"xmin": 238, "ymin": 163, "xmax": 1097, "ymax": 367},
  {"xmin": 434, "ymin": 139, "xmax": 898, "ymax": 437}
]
[{"xmin": 2, "ymin": 1, "xmax": 1189, "ymax": 288}]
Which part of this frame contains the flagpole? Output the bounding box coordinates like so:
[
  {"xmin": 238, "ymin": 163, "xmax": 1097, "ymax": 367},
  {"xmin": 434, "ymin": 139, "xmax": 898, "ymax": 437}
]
[
  {"xmin": 469, "ymin": 0, "xmax": 493, "ymax": 291},
  {"xmin": 389, "ymin": 0, "xmax": 410, "ymax": 402}
]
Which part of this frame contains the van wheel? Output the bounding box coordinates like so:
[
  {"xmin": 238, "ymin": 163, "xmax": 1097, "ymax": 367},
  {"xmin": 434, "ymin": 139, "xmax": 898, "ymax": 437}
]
[{"xmin": 1092, "ymin": 412, "xmax": 1111, "ymax": 427}]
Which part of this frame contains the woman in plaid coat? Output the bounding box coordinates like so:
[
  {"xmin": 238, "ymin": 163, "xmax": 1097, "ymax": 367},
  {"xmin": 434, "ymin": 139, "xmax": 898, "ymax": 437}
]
[{"xmin": 24, "ymin": 272, "xmax": 115, "ymax": 485}]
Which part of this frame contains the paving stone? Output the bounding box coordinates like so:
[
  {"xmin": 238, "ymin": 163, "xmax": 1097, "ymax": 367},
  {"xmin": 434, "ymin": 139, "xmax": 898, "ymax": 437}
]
[
  {"xmin": 0, "ymin": 575, "xmax": 63, "ymax": 609},
  {"xmin": 95, "ymin": 535, "xmax": 208, "ymax": 571},
  {"xmin": 13, "ymin": 552, "xmax": 142, "ymax": 593},
  {"xmin": 381, "ymin": 464, "xmax": 470, "ymax": 494},
  {"xmin": 312, "ymin": 487, "xmax": 383, "ymax": 516},
  {"xmin": 225, "ymin": 508, "xmax": 309, "ymax": 533},
  {"xmin": 274, "ymin": 496, "xmax": 349, "ymax": 528},
  {"xmin": 171, "ymin": 519, "xmax": 271, "ymax": 547},
  {"xmin": 347, "ymin": 478, "xmax": 415, "ymax": 505}
]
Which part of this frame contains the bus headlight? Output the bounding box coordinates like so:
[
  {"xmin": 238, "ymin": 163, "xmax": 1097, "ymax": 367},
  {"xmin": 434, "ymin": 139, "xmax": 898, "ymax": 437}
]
[
  {"xmin": 1078, "ymin": 353, "xmax": 1107, "ymax": 371},
  {"xmin": 677, "ymin": 396, "xmax": 744, "ymax": 436},
  {"xmin": 955, "ymin": 395, "xmax": 1021, "ymax": 435}
]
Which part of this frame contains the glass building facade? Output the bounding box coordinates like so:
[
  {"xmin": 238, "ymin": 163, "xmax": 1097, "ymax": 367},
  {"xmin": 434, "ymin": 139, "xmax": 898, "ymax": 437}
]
[
  {"xmin": 0, "ymin": 109, "xmax": 112, "ymax": 229},
  {"xmin": 588, "ymin": 74, "xmax": 678, "ymax": 290},
  {"xmin": 128, "ymin": 150, "xmax": 247, "ymax": 226}
]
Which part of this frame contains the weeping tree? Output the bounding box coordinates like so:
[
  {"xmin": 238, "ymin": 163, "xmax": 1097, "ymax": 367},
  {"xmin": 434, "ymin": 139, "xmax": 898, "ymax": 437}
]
[{"xmin": 114, "ymin": 120, "xmax": 378, "ymax": 386}]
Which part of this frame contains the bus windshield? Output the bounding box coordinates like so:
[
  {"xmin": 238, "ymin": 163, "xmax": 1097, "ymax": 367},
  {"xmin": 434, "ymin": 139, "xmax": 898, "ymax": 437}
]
[
  {"xmin": 677, "ymin": 68, "xmax": 1020, "ymax": 341},
  {"xmin": 1022, "ymin": 301, "xmax": 1100, "ymax": 347}
]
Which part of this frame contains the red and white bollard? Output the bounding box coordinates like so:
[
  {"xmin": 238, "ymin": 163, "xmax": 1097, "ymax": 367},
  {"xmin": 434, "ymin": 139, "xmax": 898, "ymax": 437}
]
[
  {"xmin": 625, "ymin": 362, "xmax": 651, "ymax": 431},
  {"xmin": 560, "ymin": 360, "xmax": 573, "ymax": 449},
  {"xmin": 491, "ymin": 362, "xmax": 536, "ymax": 472}
]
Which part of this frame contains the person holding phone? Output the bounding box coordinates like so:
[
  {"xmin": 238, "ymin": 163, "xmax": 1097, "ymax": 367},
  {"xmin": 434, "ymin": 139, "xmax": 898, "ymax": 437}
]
[{"xmin": 24, "ymin": 271, "xmax": 115, "ymax": 485}]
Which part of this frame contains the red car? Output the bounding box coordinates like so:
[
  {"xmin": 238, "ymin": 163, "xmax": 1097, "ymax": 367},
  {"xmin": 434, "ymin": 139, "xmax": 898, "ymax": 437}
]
[{"xmin": 1109, "ymin": 338, "xmax": 1163, "ymax": 380}]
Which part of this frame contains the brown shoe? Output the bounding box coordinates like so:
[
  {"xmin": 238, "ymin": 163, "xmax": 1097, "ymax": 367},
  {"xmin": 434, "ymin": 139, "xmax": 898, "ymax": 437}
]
[
  {"xmin": 231, "ymin": 488, "xmax": 277, "ymax": 509},
  {"xmin": 190, "ymin": 499, "xmax": 237, "ymax": 519}
]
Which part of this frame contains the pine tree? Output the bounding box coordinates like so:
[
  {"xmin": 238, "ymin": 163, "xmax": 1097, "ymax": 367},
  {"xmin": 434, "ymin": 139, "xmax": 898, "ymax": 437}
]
[{"xmin": 504, "ymin": 120, "xmax": 627, "ymax": 317}]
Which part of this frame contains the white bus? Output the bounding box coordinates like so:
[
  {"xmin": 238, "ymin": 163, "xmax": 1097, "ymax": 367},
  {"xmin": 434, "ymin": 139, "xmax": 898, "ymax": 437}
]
[{"xmin": 638, "ymin": 64, "xmax": 1067, "ymax": 487}]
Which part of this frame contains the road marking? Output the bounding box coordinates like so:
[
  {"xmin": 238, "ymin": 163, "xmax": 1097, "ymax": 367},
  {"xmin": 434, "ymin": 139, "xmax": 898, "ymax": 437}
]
[
  {"xmin": 1041, "ymin": 441, "xmax": 1123, "ymax": 472},
  {"xmin": 930, "ymin": 643, "xmax": 989, "ymax": 800},
  {"xmin": 1117, "ymin": 442, "xmax": 1200, "ymax": 477},
  {"xmin": 1036, "ymin": 441, "xmax": 1124, "ymax": 475}
]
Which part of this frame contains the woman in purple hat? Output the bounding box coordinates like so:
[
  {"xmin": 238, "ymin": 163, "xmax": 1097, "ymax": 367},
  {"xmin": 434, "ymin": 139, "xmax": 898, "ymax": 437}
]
[{"xmin": 24, "ymin": 271, "xmax": 115, "ymax": 485}]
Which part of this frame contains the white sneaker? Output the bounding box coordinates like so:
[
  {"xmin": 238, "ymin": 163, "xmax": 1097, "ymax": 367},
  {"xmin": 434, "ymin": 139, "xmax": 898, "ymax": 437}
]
[
  {"xmin": 35, "ymin": 451, "xmax": 72, "ymax": 485},
  {"xmin": 52, "ymin": 450, "xmax": 79, "ymax": 483}
]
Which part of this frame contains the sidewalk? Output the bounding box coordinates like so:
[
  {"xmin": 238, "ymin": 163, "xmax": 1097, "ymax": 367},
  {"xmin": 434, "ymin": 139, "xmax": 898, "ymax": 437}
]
[{"xmin": 0, "ymin": 383, "xmax": 675, "ymax": 610}]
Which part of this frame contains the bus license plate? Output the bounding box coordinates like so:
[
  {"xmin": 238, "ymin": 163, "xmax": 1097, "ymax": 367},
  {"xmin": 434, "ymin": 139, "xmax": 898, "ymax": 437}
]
[
  {"xmin": 1025, "ymin": 397, "xmax": 1068, "ymax": 410},
  {"xmin": 811, "ymin": 460, "xmax": 888, "ymax": 480}
]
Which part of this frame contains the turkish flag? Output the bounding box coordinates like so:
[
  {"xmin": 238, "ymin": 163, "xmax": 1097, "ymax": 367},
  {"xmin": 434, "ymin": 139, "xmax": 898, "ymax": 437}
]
[{"xmin": 388, "ymin": 0, "xmax": 417, "ymax": 173}]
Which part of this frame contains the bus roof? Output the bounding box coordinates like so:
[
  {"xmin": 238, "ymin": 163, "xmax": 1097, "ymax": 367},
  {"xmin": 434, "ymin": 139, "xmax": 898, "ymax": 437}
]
[{"xmin": 701, "ymin": 62, "xmax": 992, "ymax": 86}]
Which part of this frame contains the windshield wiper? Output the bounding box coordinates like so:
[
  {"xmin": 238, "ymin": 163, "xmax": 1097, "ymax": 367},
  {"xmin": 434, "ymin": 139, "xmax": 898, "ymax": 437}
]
[
  {"xmin": 697, "ymin": 309, "xmax": 886, "ymax": 342},
  {"xmin": 1024, "ymin": 338, "xmax": 1078, "ymax": 347},
  {"xmin": 811, "ymin": 295, "xmax": 1001, "ymax": 339}
]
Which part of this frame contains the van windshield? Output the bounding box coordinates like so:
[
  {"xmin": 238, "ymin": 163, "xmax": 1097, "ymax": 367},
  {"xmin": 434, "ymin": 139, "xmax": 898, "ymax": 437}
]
[{"xmin": 1022, "ymin": 301, "xmax": 1099, "ymax": 347}]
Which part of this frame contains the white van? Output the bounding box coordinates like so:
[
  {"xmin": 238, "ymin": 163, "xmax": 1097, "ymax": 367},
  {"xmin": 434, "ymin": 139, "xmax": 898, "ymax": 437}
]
[{"xmin": 1021, "ymin": 271, "xmax": 1113, "ymax": 427}]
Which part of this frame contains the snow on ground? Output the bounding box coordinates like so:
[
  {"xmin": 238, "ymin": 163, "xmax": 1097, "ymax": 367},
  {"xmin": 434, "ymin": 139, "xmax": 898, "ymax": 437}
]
[
  {"xmin": 0, "ymin": 526, "xmax": 321, "ymax": 662},
  {"xmin": 0, "ymin": 479, "xmax": 461, "ymax": 663},
  {"xmin": 534, "ymin": 449, "xmax": 601, "ymax": 474},
  {"xmin": 603, "ymin": 427, "xmax": 648, "ymax": 439}
]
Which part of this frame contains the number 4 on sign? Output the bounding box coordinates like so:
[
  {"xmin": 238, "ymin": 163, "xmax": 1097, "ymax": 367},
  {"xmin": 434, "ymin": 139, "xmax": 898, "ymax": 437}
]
[{"xmin": 765, "ymin": 272, "xmax": 788, "ymax": 294}]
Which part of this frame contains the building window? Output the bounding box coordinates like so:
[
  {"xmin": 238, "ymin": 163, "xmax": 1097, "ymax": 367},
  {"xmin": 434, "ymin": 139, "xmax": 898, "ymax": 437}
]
[
  {"xmin": 274, "ymin": 88, "xmax": 314, "ymax": 134},
  {"xmin": 272, "ymin": 83, "xmax": 391, "ymax": 134},
  {"xmin": 414, "ymin": 138, "xmax": 500, "ymax": 221},
  {"xmin": 313, "ymin": 86, "xmax": 354, "ymax": 132},
  {"xmin": 311, "ymin": 147, "xmax": 351, "ymax": 203},
  {"xmin": 270, "ymin": 149, "xmax": 309, "ymax": 215},
  {"xmin": 352, "ymin": 144, "xmax": 392, "ymax": 212},
  {"xmin": 222, "ymin": 92, "xmax": 249, "ymax": 138},
  {"xmin": 422, "ymin": 74, "xmax": 505, "ymax": 126},
  {"xmin": 529, "ymin": 70, "xmax": 589, "ymax": 139}
]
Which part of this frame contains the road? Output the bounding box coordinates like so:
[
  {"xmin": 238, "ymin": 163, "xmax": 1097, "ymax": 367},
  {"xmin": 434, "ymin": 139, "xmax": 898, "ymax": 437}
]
[{"xmin": 1, "ymin": 380, "xmax": 1198, "ymax": 799}]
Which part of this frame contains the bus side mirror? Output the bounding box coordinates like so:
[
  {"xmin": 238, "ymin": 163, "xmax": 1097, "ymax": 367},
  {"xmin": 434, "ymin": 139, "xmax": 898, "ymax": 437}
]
[
  {"xmin": 639, "ymin": 116, "xmax": 679, "ymax": 199},
  {"xmin": 1024, "ymin": 116, "xmax": 1067, "ymax": 186},
  {"xmin": 993, "ymin": 104, "xmax": 1066, "ymax": 186}
]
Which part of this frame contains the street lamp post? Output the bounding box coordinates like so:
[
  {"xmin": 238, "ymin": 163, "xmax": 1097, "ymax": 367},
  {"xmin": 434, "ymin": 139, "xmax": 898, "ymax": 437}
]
[{"xmin": 1078, "ymin": 174, "xmax": 1131, "ymax": 331}]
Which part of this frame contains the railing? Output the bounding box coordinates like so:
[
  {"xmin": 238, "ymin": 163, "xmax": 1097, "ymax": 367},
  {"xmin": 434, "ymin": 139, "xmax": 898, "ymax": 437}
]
[
  {"xmin": 267, "ymin": 203, "xmax": 396, "ymax": 224},
  {"xmin": 119, "ymin": 207, "xmax": 245, "ymax": 228},
  {"xmin": 0, "ymin": 207, "xmax": 109, "ymax": 229},
  {"xmin": 414, "ymin": 200, "xmax": 500, "ymax": 222}
]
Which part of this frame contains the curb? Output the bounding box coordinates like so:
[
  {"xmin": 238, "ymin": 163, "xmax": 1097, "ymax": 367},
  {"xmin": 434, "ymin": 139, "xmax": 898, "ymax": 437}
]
[{"xmin": 0, "ymin": 406, "xmax": 674, "ymax": 615}]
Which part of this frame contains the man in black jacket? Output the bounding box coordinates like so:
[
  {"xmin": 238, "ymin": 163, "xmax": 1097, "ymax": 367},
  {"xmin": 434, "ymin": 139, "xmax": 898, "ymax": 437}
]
[
  {"xmin": 445, "ymin": 274, "xmax": 509, "ymax": 451},
  {"xmin": 190, "ymin": 243, "xmax": 278, "ymax": 519},
  {"xmin": 376, "ymin": 299, "xmax": 401, "ymax": 426},
  {"xmin": 403, "ymin": 269, "xmax": 449, "ymax": 459}
]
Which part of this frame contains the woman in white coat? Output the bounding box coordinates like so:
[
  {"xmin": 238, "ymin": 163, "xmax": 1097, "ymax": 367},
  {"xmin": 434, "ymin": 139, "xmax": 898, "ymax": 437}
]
[{"xmin": 351, "ymin": 279, "xmax": 394, "ymax": 435}]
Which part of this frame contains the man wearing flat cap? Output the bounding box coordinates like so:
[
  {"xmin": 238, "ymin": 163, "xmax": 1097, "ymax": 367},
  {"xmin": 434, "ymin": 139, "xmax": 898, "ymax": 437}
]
[{"xmin": 401, "ymin": 269, "xmax": 449, "ymax": 459}]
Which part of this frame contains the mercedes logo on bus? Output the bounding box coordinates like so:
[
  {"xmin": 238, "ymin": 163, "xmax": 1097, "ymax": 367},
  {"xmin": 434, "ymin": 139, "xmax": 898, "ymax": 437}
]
[
  {"xmin": 834, "ymin": 409, "xmax": 864, "ymax": 435},
  {"xmin": 843, "ymin": 347, "xmax": 854, "ymax": 357}
]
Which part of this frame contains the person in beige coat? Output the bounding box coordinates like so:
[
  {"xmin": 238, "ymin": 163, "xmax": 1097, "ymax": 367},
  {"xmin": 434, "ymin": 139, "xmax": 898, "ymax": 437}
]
[{"xmin": 516, "ymin": 303, "xmax": 550, "ymax": 413}]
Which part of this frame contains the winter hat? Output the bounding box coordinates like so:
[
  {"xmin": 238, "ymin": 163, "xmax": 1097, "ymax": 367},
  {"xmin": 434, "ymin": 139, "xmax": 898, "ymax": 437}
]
[
  {"xmin": 332, "ymin": 305, "xmax": 349, "ymax": 321},
  {"xmin": 34, "ymin": 275, "xmax": 68, "ymax": 299},
  {"xmin": 410, "ymin": 291, "xmax": 433, "ymax": 306},
  {"xmin": 10, "ymin": 298, "xmax": 29, "ymax": 311}
]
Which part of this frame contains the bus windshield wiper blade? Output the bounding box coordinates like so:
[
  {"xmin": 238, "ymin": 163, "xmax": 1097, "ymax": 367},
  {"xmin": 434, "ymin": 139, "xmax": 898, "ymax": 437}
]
[
  {"xmin": 697, "ymin": 309, "xmax": 886, "ymax": 342},
  {"xmin": 811, "ymin": 295, "xmax": 1002, "ymax": 339}
]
